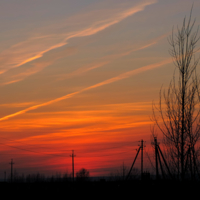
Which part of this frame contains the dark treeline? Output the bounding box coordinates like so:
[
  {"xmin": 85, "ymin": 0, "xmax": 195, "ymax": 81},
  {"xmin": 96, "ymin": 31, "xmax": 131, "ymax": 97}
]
[
  {"xmin": 2, "ymin": 169, "xmax": 200, "ymax": 197},
  {"xmin": 1, "ymin": 176, "xmax": 200, "ymax": 197},
  {"xmin": 9, "ymin": 172, "xmax": 69, "ymax": 183}
]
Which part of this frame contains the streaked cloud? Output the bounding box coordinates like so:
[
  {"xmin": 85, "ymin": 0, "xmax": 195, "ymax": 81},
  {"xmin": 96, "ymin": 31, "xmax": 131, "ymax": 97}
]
[
  {"xmin": 0, "ymin": 0, "xmax": 157, "ymax": 79},
  {"xmin": 7, "ymin": 33, "xmax": 164, "ymax": 85},
  {"xmin": 0, "ymin": 102, "xmax": 36, "ymax": 108},
  {"xmin": 0, "ymin": 101, "xmax": 153, "ymax": 150},
  {"xmin": 0, "ymin": 47, "xmax": 77, "ymax": 85},
  {"xmin": 0, "ymin": 58, "xmax": 171, "ymax": 121},
  {"xmin": 58, "ymin": 33, "xmax": 167, "ymax": 80}
]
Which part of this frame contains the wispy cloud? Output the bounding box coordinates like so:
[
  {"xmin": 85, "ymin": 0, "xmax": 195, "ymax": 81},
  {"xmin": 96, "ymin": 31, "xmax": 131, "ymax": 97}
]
[
  {"xmin": 0, "ymin": 57, "xmax": 171, "ymax": 121},
  {"xmin": 58, "ymin": 33, "xmax": 167, "ymax": 80},
  {"xmin": 0, "ymin": 102, "xmax": 36, "ymax": 108},
  {"xmin": 0, "ymin": 103, "xmax": 152, "ymax": 131},
  {"xmin": 82, "ymin": 58, "xmax": 172, "ymax": 90},
  {"xmin": 1, "ymin": 47, "xmax": 77, "ymax": 85},
  {"xmin": 58, "ymin": 61, "xmax": 110, "ymax": 80},
  {"xmin": 0, "ymin": 0, "xmax": 157, "ymax": 78},
  {"xmin": 2, "ymin": 31, "xmax": 166, "ymax": 85},
  {"xmin": 7, "ymin": 32, "xmax": 164, "ymax": 84}
]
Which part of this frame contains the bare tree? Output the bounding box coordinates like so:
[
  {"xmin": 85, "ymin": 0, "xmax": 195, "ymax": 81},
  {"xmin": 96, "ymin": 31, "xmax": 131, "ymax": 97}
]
[
  {"xmin": 152, "ymin": 9, "xmax": 200, "ymax": 181},
  {"xmin": 76, "ymin": 168, "xmax": 90, "ymax": 181}
]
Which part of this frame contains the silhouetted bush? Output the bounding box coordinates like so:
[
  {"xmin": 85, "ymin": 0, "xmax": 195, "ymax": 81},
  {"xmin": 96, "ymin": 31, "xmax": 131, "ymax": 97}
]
[
  {"xmin": 26, "ymin": 173, "xmax": 46, "ymax": 183},
  {"xmin": 76, "ymin": 168, "xmax": 90, "ymax": 181}
]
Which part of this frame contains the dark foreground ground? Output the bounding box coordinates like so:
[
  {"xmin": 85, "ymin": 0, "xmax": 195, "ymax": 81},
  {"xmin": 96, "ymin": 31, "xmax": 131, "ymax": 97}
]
[{"xmin": 1, "ymin": 179, "xmax": 199, "ymax": 197}]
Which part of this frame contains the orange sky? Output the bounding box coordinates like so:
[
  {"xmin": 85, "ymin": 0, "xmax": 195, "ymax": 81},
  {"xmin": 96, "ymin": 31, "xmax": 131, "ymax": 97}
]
[{"xmin": 0, "ymin": 0, "xmax": 200, "ymax": 179}]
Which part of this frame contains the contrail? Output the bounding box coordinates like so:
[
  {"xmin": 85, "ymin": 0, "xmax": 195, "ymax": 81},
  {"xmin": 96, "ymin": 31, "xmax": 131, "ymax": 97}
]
[
  {"xmin": 0, "ymin": 0, "xmax": 157, "ymax": 75},
  {"xmin": 58, "ymin": 33, "xmax": 168, "ymax": 81},
  {"xmin": 0, "ymin": 58, "xmax": 172, "ymax": 121},
  {"xmin": 82, "ymin": 58, "xmax": 172, "ymax": 90},
  {"xmin": 3, "ymin": 31, "xmax": 167, "ymax": 86}
]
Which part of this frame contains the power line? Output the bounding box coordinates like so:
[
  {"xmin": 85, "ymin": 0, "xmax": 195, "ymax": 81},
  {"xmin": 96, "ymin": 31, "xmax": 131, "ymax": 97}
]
[
  {"xmin": 0, "ymin": 142, "xmax": 70, "ymax": 158},
  {"xmin": 0, "ymin": 136, "xmax": 72, "ymax": 152},
  {"xmin": 70, "ymin": 150, "xmax": 76, "ymax": 182},
  {"xmin": 0, "ymin": 137, "xmax": 158, "ymax": 175},
  {"xmin": 9, "ymin": 159, "xmax": 14, "ymax": 183}
]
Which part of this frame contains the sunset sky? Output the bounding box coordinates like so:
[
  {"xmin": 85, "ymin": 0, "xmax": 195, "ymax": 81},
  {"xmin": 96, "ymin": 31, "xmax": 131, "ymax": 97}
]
[{"xmin": 0, "ymin": 0, "xmax": 200, "ymax": 179}]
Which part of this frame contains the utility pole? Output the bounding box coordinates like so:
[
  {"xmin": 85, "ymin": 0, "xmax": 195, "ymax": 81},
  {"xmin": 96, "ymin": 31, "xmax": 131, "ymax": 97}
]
[
  {"xmin": 154, "ymin": 137, "xmax": 159, "ymax": 181},
  {"xmin": 153, "ymin": 137, "xmax": 173, "ymax": 180},
  {"xmin": 70, "ymin": 150, "xmax": 76, "ymax": 182},
  {"xmin": 4, "ymin": 171, "xmax": 6, "ymax": 182},
  {"xmin": 122, "ymin": 161, "xmax": 125, "ymax": 180},
  {"xmin": 126, "ymin": 139, "xmax": 145, "ymax": 180},
  {"xmin": 141, "ymin": 140, "xmax": 143, "ymax": 179},
  {"xmin": 126, "ymin": 146, "xmax": 141, "ymax": 180},
  {"xmin": 9, "ymin": 159, "xmax": 14, "ymax": 183}
]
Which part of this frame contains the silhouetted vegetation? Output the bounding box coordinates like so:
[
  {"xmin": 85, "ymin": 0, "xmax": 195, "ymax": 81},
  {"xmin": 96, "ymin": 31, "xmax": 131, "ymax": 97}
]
[
  {"xmin": 1, "ymin": 172, "xmax": 200, "ymax": 197},
  {"xmin": 5, "ymin": 172, "xmax": 70, "ymax": 183},
  {"xmin": 109, "ymin": 166, "xmax": 140, "ymax": 181},
  {"xmin": 152, "ymin": 8, "xmax": 200, "ymax": 181},
  {"xmin": 76, "ymin": 168, "xmax": 90, "ymax": 181}
]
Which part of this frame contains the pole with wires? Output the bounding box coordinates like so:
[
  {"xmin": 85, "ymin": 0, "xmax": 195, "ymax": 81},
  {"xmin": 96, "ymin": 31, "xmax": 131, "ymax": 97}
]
[
  {"xmin": 141, "ymin": 140, "xmax": 143, "ymax": 179},
  {"xmin": 9, "ymin": 159, "xmax": 14, "ymax": 183},
  {"xmin": 70, "ymin": 150, "xmax": 76, "ymax": 182}
]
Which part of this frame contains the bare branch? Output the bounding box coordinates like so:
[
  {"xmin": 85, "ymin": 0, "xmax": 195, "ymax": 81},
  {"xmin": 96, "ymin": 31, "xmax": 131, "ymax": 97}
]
[{"xmin": 152, "ymin": 8, "xmax": 200, "ymax": 181}]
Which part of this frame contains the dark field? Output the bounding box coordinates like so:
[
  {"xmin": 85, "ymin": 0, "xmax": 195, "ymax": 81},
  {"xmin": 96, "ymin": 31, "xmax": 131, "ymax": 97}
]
[{"xmin": 2, "ymin": 179, "xmax": 199, "ymax": 197}]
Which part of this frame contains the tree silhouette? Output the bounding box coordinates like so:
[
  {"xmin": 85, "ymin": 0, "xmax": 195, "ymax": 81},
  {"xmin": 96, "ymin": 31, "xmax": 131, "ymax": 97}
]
[
  {"xmin": 152, "ymin": 9, "xmax": 200, "ymax": 181},
  {"xmin": 76, "ymin": 168, "xmax": 90, "ymax": 181}
]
